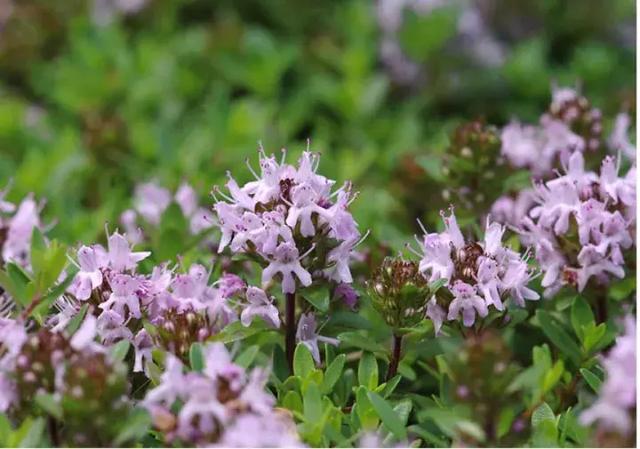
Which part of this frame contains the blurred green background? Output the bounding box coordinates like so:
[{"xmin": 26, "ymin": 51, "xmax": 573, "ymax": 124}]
[{"xmin": 0, "ymin": 0, "xmax": 635, "ymax": 249}]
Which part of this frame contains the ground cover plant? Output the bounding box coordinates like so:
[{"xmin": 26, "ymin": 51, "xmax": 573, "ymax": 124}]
[{"xmin": 0, "ymin": 0, "xmax": 636, "ymax": 447}]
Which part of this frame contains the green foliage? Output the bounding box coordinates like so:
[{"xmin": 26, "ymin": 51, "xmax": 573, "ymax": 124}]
[{"xmin": 0, "ymin": 0, "xmax": 634, "ymax": 447}]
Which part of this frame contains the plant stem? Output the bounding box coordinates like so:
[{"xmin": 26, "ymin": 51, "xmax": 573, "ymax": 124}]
[
  {"xmin": 48, "ymin": 416, "xmax": 60, "ymax": 446},
  {"xmin": 285, "ymin": 292, "xmax": 297, "ymax": 374},
  {"xmin": 386, "ymin": 334, "xmax": 403, "ymax": 381}
]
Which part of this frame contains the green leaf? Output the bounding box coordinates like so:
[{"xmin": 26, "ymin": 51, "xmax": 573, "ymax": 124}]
[
  {"xmin": 300, "ymin": 286, "xmax": 330, "ymax": 313},
  {"xmin": 235, "ymin": 345, "xmax": 259, "ymax": 368},
  {"xmin": 367, "ymin": 391, "xmax": 408, "ymax": 440},
  {"xmin": 570, "ymin": 296, "xmax": 594, "ymax": 341},
  {"xmin": 110, "ymin": 340, "xmax": 130, "ymax": 363},
  {"xmin": 321, "ymin": 354, "xmax": 345, "ymax": 394},
  {"xmin": 303, "ymin": 382, "xmax": 322, "ymax": 423},
  {"xmin": 114, "ymin": 407, "xmax": 152, "ymax": 446},
  {"xmin": 383, "ymin": 375, "xmax": 402, "ymax": 398},
  {"xmin": 542, "ymin": 360, "xmax": 564, "ymax": 394},
  {"xmin": 210, "ymin": 320, "xmax": 270, "ymax": 343},
  {"xmin": 398, "ymin": 7, "xmax": 458, "ymax": 61},
  {"xmin": 531, "ymin": 419, "xmax": 558, "ymax": 448},
  {"xmin": 531, "ymin": 402, "xmax": 555, "ymax": 428},
  {"xmin": 582, "ymin": 323, "xmax": 606, "ymax": 353},
  {"xmin": 189, "ymin": 342, "xmax": 204, "ymax": 372},
  {"xmin": 294, "ymin": 343, "xmax": 315, "ymax": 379},
  {"xmin": 356, "ymin": 386, "xmax": 379, "ymax": 429},
  {"xmin": 66, "ymin": 304, "xmax": 89, "ymax": 335},
  {"xmin": 497, "ymin": 407, "xmax": 516, "ymax": 439},
  {"xmin": 0, "ymin": 413, "xmax": 11, "ymax": 446},
  {"xmin": 32, "ymin": 270, "xmax": 77, "ymax": 322},
  {"xmin": 580, "ymin": 368, "xmax": 602, "ymax": 393},
  {"xmin": 536, "ymin": 311, "xmax": 582, "ymax": 366},
  {"xmin": 13, "ymin": 417, "xmax": 45, "ymax": 448},
  {"xmin": 35, "ymin": 393, "xmax": 62, "ymax": 420},
  {"xmin": 337, "ymin": 332, "xmax": 387, "ymax": 354},
  {"xmin": 282, "ymin": 390, "xmax": 303, "ymax": 415},
  {"xmin": 29, "ymin": 227, "xmax": 48, "ymax": 277},
  {"xmin": 358, "ymin": 352, "xmax": 379, "ymax": 390}
]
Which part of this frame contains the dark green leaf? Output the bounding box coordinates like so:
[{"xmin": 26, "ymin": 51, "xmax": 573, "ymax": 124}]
[
  {"xmin": 536, "ymin": 311, "xmax": 581, "ymax": 366},
  {"xmin": 570, "ymin": 296, "xmax": 594, "ymax": 341},
  {"xmin": 114, "ymin": 407, "xmax": 152, "ymax": 446},
  {"xmin": 580, "ymin": 368, "xmax": 602, "ymax": 393}
]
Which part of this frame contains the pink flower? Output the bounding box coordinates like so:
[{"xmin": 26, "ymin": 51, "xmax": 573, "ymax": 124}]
[
  {"xmin": 69, "ymin": 245, "xmax": 104, "ymax": 300},
  {"xmin": 262, "ymin": 242, "xmax": 312, "ymax": 294},
  {"xmin": 240, "ymin": 287, "xmax": 280, "ymax": 328},
  {"xmin": 107, "ymin": 230, "xmax": 150, "ymax": 272},
  {"xmin": 100, "ymin": 274, "xmax": 142, "ymax": 319},
  {"xmin": 447, "ymin": 281, "xmax": 488, "ymax": 327},
  {"xmin": 133, "ymin": 182, "xmax": 171, "ymax": 225}
]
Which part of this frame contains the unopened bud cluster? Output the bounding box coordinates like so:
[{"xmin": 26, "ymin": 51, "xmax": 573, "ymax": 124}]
[{"xmin": 368, "ymin": 257, "xmax": 431, "ymax": 329}]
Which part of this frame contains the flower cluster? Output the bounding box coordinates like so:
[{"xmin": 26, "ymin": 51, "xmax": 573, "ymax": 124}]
[
  {"xmin": 580, "ymin": 315, "xmax": 636, "ymax": 437},
  {"xmin": 142, "ymin": 342, "xmax": 301, "ymax": 447},
  {"xmin": 500, "ymin": 87, "xmax": 600, "ymax": 176},
  {"xmin": 412, "ymin": 209, "xmax": 539, "ymax": 331},
  {"xmin": 63, "ymin": 228, "xmax": 279, "ymax": 370},
  {"xmin": 120, "ymin": 181, "xmax": 214, "ymax": 245},
  {"xmin": 519, "ymin": 151, "xmax": 636, "ymax": 296},
  {"xmin": 213, "ymin": 147, "xmax": 361, "ymax": 294},
  {"xmin": 0, "ymin": 315, "xmax": 131, "ymax": 446}
]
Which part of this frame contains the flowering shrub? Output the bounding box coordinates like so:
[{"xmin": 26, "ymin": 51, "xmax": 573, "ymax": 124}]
[{"xmin": 0, "ymin": 1, "xmax": 636, "ymax": 447}]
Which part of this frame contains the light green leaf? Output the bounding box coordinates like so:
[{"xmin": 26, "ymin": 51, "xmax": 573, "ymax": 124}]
[
  {"xmin": 531, "ymin": 402, "xmax": 555, "ymax": 428},
  {"xmin": 294, "ymin": 343, "xmax": 315, "ymax": 379},
  {"xmin": 110, "ymin": 340, "xmax": 130, "ymax": 363},
  {"xmin": 235, "ymin": 345, "xmax": 259, "ymax": 368},
  {"xmin": 321, "ymin": 354, "xmax": 345, "ymax": 394},
  {"xmin": 189, "ymin": 342, "xmax": 204, "ymax": 372},
  {"xmin": 358, "ymin": 352, "xmax": 378, "ymax": 390},
  {"xmin": 367, "ymin": 391, "xmax": 408, "ymax": 440},
  {"xmin": 303, "ymin": 382, "xmax": 322, "ymax": 423}
]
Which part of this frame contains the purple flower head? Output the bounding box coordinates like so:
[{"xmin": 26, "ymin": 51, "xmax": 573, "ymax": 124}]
[
  {"xmin": 212, "ymin": 146, "xmax": 361, "ymax": 294},
  {"xmin": 521, "ymin": 153, "xmax": 635, "ymax": 295},
  {"xmin": 143, "ymin": 341, "xmax": 297, "ymax": 446},
  {"xmin": 413, "ymin": 209, "xmax": 538, "ymax": 331},
  {"xmin": 100, "ymin": 273, "xmax": 142, "ymax": 319}
]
